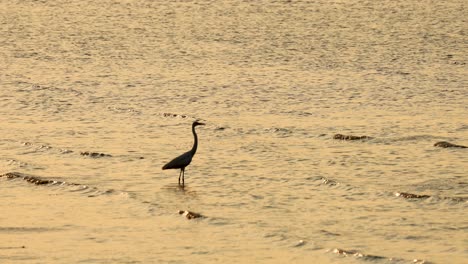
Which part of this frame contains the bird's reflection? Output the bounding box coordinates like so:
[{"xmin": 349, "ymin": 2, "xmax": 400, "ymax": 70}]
[{"xmin": 162, "ymin": 182, "xmax": 197, "ymax": 197}]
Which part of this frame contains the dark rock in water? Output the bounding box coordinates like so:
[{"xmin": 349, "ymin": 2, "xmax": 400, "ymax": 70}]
[
  {"xmin": 0, "ymin": 172, "xmax": 61, "ymax": 185},
  {"xmin": 178, "ymin": 210, "xmax": 204, "ymax": 220},
  {"xmin": 331, "ymin": 248, "xmax": 430, "ymax": 263},
  {"xmin": 395, "ymin": 192, "xmax": 431, "ymax": 199},
  {"xmin": 60, "ymin": 149, "xmax": 74, "ymax": 154},
  {"xmin": 321, "ymin": 177, "xmax": 339, "ymax": 186},
  {"xmin": 80, "ymin": 151, "xmax": 112, "ymax": 158},
  {"xmin": 1, "ymin": 172, "xmax": 22, "ymax": 179},
  {"xmin": 162, "ymin": 112, "xmax": 188, "ymax": 118},
  {"xmin": 24, "ymin": 176, "xmax": 54, "ymax": 185},
  {"xmin": 332, "ymin": 248, "xmax": 428, "ymax": 263},
  {"xmin": 396, "ymin": 192, "xmax": 467, "ymax": 203},
  {"xmin": 1, "ymin": 172, "xmax": 116, "ymax": 197},
  {"xmin": 332, "ymin": 248, "xmax": 386, "ymax": 260},
  {"xmin": 333, "ymin": 134, "xmax": 373, "ymax": 141},
  {"xmin": 434, "ymin": 141, "xmax": 467, "ymax": 148}
]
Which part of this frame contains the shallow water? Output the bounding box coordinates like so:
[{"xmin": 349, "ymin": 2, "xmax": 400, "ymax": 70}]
[{"xmin": 0, "ymin": 0, "xmax": 467, "ymax": 263}]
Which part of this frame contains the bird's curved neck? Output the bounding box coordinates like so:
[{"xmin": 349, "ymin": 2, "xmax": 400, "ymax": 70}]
[{"xmin": 190, "ymin": 125, "xmax": 198, "ymax": 155}]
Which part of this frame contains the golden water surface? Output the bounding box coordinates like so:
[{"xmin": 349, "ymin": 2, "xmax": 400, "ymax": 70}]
[{"xmin": 0, "ymin": 0, "xmax": 467, "ymax": 263}]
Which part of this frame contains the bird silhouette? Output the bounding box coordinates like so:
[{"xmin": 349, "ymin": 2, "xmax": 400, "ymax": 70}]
[{"xmin": 162, "ymin": 121, "xmax": 205, "ymax": 185}]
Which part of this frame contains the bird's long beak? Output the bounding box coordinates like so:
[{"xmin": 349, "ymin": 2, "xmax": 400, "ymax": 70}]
[{"xmin": 194, "ymin": 120, "xmax": 205, "ymax": 126}]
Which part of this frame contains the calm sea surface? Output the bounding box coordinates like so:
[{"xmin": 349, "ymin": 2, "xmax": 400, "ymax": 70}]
[{"xmin": 0, "ymin": 0, "xmax": 467, "ymax": 263}]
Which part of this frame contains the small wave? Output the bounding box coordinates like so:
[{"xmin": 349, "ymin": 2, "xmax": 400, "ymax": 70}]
[
  {"xmin": 0, "ymin": 227, "xmax": 61, "ymax": 233},
  {"xmin": 0, "ymin": 172, "xmax": 124, "ymax": 198},
  {"xmin": 24, "ymin": 83, "xmax": 83, "ymax": 97},
  {"xmin": 293, "ymin": 240, "xmax": 306, "ymax": 247},
  {"xmin": 394, "ymin": 192, "xmax": 467, "ymax": 203},
  {"xmin": 319, "ymin": 177, "xmax": 340, "ymax": 187},
  {"xmin": 330, "ymin": 248, "xmax": 430, "ymax": 263},
  {"xmin": 311, "ymin": 176, "xmax": 467, "ymax": 205},
  {"xmin": 265, "ymin": 127, "xmax": 293, "ymax": 136},
  {"xmin": 312, "ymin": 177, "xmax": 359, "ymax": 193},
  {"xmin": 433, "ymin": 141, "xmax": 467, "ymax": 149},
  {"xmin": 20, "ymin": 141, "xmax": 53, "ymax": 154},
  {"xmin": 20, "ymin": 141, "xmax": 73, "ymax": 155},
  {"xmin": 2, "ymin": 159, "xmax": 34, "ymax": 168},
  {"xmin": 335, "ymin": 134, "xmax": 467, "ymax": 149},
  {"xmin": 455, "ymin": 125, "xmax": 468, "ymax": 131},
  {"xmin": 107, "ymin": 106, "xmax": 141, "ymax": 115},
  {"xmin": 0, "ymin": 246, "xmax": 26, "ymax": 249},
  {"xmin": 233, "ymin": 126, "xmax": 302, "ymax": 138},
  {"xmin": 160, "ymin": 112, "xmax": 203, "ymax": 120},
  {"xmin": 395, "ymin": 192, "xmax": 431, "ymax": 199},
  {"xmin": 385, "ymin": 135, "xmax": 445, "ymax": 142},
  {"xmin": 276, "ymin": 110, "xmax": 314, "ymax": 117},
  {"xmin": 18, "ymin": 141, "xmax": 129, "ymax": 159},
  {"xmin": 319, "ymin": 230, "xmax": 341, "ymax": 237}
]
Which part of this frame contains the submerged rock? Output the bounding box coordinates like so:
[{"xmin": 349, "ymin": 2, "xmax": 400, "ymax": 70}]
[
  {"xmin": 434, "ymin": 141, "xmax": 467, "ymax": 148},
  {"xmin": 60, "ymin": 149, "xmax": 74, "ymax": 154},
  {"xmin": 333, "ymin": 134, "xmax": 373, "ymax": 141},
  {"xmin": 178, "ymin": 210, "xmax": 204, "ymax": 220},
  {"xmin": 80, "ymin": 151, "xmax": 112, "ymax": 158},
  {"xmin": 321, "ymin": 177, "xmax": 339, "ymax": 186},
  {"xmin": 395, "ymin": 192, "xmax": 467, "ymax": 203},
  {"xmin": 1, "ymin": 172, "xmax": 119, "ymax": 198},
  {"xmin": 332, "ymin": 248, "xmax": 386, "ymax": 260},
  {"xmin": 293, "ymin": 240, "xmax": 306, "ymax": 247},
  {"xmin": 395, "ymin": 192, "xmax": 431, "ymax": 199},
  {"xmin": 162, "ymin": 112, "xmax": 187, "ymax": 118},
  {"xmin": 0, "ymin": 172, "xmax": 61, "ymax": 185},
  {"xmin": 331, "ymin": 248, "xmax": 429, "ymax": 263}
]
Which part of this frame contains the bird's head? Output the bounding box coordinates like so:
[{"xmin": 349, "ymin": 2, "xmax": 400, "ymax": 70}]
[{"xmin": 193, "ymin": 120, "xmax": 205, "ymax": 127}]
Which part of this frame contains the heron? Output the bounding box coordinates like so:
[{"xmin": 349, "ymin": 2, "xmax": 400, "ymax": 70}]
[{"xmin": 162, "ymin": 121, "xmax": 205, "ymax": 185}]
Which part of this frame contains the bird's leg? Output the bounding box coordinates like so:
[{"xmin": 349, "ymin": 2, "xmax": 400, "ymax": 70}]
[
  {"xmin": 182, "ymin": 168, "xmax": 185, "ymax": 185},
  {"xmin": 178, "ymin": 169, "xmax": 182, "ymax": 185}
]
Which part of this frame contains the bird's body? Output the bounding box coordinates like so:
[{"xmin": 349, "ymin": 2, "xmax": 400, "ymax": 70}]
[
  {"xmin": 162, "ymin": 150, "xmax": 193, "ymax": 170},
  {"xmin": 162, "ymin": 121, "xmax": 205, "ymax": 185}
]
